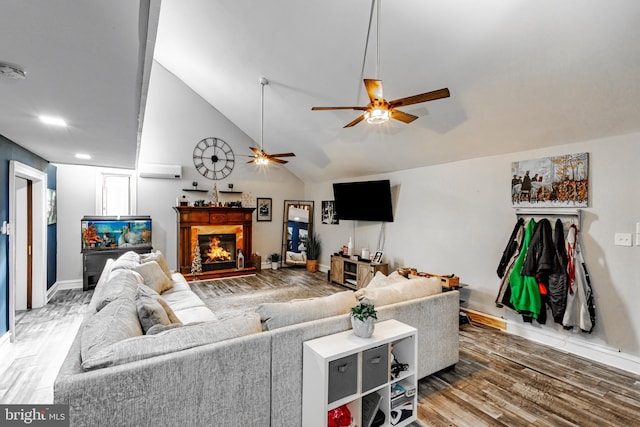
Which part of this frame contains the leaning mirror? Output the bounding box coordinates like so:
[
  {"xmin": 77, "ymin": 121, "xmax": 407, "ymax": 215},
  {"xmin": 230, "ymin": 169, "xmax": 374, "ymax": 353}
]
[{"xmin": 282, "ymin": 200, "xmax": 314, "ymax": 267}]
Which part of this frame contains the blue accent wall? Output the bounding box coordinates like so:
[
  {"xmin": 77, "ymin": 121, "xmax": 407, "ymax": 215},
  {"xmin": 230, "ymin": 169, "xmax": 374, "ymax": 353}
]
[{"xmin": 0, "ymin": 134, "xmax": 52, "ymax": 337}]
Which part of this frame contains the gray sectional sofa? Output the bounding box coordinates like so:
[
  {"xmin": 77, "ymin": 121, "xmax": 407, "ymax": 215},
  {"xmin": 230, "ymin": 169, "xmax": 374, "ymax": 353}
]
[{"xmin": 54, "ymin": 251, "xmax": 459, "ymax": 427}]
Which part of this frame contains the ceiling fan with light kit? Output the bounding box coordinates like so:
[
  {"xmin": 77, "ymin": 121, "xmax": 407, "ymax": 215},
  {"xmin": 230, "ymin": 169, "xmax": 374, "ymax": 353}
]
[
  {"xmin": 246, "ymin": 77, "xmax": 295, "ymax": 165},
  {"xmin": 312, "ymin": 0, "xmax": 450, "ymax": 128}
]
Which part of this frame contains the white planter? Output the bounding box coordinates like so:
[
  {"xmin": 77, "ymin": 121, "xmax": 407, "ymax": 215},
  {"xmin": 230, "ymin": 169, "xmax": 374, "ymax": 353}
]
[
  {"xmin": 351, "ymin": 316, "xmax": 375, "ymax": 338},
  {"xmin": 271, "ymin": 262, "xmax": 279, "ymax": 270}
]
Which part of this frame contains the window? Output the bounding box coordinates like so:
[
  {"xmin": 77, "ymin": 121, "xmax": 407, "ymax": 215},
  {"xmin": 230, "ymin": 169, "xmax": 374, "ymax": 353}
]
[{"xmin": 96, "ymin": 169, "xmax": 136, "ymax": 216}]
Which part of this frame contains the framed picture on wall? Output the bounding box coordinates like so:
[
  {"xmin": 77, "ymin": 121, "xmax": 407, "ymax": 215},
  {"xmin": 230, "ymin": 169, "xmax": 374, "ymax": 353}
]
[
  {"xmin": 47, "ymin": 188, "xmax": 57, "ymax": 225},
  {"xmin": 321, "ymin": 200, "xmax": 339, "ymax": 224},
  {"xmin": 257, "ymin": 197, "xmax": 272, "ymax": 222},
  {"xmin": 372, "ymin": 251, "xmax": 383, "ymax": 264}
]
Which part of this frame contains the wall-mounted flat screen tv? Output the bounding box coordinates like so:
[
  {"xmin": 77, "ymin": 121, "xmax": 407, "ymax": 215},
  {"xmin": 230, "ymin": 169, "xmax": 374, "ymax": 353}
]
[{"xmin": 333, "ymin": 180, "xmax": 394, "ymax": 222}]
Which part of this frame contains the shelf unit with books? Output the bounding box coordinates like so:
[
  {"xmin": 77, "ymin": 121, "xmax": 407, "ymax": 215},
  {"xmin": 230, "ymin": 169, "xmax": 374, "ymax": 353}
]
[{"xmin": 302, "ymin": 319, "xmax": 417, "ymax": 427}]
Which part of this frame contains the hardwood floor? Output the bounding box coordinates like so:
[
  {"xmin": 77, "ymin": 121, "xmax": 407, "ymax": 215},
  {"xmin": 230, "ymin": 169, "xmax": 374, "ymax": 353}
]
[{"xmin": 1, "ymin": 268, "xmax": 639, "ymax": 426}]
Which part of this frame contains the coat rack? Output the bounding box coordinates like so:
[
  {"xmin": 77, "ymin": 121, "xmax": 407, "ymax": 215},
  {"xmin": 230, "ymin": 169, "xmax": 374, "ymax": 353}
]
[{"xmin": 515, "ymin": 208, "xmax": 582, "ymax": 229}]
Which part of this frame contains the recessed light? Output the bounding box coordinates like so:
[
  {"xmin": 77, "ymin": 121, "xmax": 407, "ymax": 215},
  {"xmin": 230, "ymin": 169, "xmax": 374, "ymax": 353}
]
[
  {"xmin": 75, "ymin": 153, "xmax": 91, "ymax": 160},
  {"xmin": 39, "ymin": 115, "xmax": 67, "ymax": 127}
]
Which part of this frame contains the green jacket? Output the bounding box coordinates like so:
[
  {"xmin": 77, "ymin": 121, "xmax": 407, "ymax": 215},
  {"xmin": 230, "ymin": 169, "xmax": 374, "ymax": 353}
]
[{"xmin": 509, "ymin": 219, "xmax": 541, "ymax": 318}]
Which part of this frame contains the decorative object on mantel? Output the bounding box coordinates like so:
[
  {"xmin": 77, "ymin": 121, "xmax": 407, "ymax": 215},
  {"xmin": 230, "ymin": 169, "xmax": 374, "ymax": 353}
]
[
  {"xmin": 177, "ymin": 194, "xmax": 189, "ymax": 207},
  {"xmin": 268, "ymin": 252, "xmax": 281, "ymax": 270},
  {"xmin": 306, "ymin": 233, "xmax": 321, "ymax": 273},
  {"xmin": 191, "ymin": 244, "xmax": 202, "ymax": 275},
  {"xmin": 212, "ymin": 183, "xmax": 219, "ymax": 206},
  {"xmin": 350, "ymin": 302, "xmax": 377, "ymax": 338}
]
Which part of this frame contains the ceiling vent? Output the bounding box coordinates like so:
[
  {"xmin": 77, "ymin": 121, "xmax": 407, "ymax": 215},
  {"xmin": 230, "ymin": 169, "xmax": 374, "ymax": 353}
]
[{"xmin": 139, "ymin": 163, "xmax": 182, "ymax": 179}]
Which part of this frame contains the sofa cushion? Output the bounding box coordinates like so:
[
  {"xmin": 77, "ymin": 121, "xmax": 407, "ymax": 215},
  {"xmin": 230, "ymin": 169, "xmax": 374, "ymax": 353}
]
[
  {"xmin": 256, "ymin": 290, "xmax": 358, "ymax": 331},
  {"xmin": 81, "ymin": 298, "xmax": 143, "ymax": 370},
  {"xmin": 132, "ymin": 260, "xmax": 173, "ymax": 293},
  {"xmin": 161, "ymin": 289, "xmax": 207, "ymax": 311},
  {"xmin": 136, "ymin": 287, "xmax": 171, "ymax": 334},
  {"xmin": 173, "ymin": 306, "xmax": 219, "ymax": 325},
  {"xmin": 355, "ymin": 276, "xmax": 442, "ymax": 307},
  {"xmin": 110, "ymin": 250, "xmax": 141, "ymax": 271},
  {"xmin": 80, "ymin": 313, "xmax": 262, "ymax": 370},
  {"xmin": 140, "ymin": 250, "xmax": 172, "ymax": 280},
  {"xmin": 95, "ymin": 269, "xmax": 143, "ymax": 312}
]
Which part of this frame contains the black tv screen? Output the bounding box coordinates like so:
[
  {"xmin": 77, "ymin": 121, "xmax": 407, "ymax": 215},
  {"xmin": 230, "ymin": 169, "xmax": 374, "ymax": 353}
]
[{"xmin": 333, "ymin": 180, "xmax": 394, "ymax": 222}]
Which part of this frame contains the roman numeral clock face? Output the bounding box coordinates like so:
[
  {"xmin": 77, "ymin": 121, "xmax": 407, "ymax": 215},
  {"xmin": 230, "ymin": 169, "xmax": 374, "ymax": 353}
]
[{"xmin": 192, "ymin": 137, "xmax": 235, "ymax": 180}]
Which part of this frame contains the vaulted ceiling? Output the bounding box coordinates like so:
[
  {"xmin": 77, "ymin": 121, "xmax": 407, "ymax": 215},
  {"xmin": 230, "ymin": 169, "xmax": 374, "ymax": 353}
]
[{"xmin": 2, "ymin": 1, "xmax": 639, "ymax": 182}]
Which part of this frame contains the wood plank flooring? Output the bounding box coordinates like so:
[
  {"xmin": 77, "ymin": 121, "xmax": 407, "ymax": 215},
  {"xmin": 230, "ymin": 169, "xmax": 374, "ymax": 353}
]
[{"xmin": 1, "ymin": 268, "xmax": 639, "ymax": 427}]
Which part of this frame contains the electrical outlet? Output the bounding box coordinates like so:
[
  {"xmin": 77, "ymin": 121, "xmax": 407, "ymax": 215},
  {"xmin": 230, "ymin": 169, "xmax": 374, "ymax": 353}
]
[{"xmin": 614, "ymin": 232, "xmax": 632, "ymax": 247}]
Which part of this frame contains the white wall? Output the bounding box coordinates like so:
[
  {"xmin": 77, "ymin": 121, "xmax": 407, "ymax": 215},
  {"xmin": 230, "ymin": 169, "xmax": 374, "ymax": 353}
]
[
  {"xmin": 307, "ymin": 133, "xmax": 640, "ymax": 371},
  {"xmin": 137, "ymin": 62, "xmax": 305, "ymax": 269},
  {"xmin": 55, "ymin": 165, "xmax": 100, "ymax": 282}
]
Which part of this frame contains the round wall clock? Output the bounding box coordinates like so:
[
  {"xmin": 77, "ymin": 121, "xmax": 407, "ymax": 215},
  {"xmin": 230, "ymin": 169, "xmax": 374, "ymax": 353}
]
[{"xmin": 192, "ymin": 137, "xmax": 235, "ymax": 180}]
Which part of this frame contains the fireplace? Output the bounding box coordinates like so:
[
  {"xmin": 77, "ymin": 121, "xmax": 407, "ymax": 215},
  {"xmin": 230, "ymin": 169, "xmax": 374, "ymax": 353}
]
[
  {"xmin": 174, "ymin": 206, "xmax": 256, "ymax": 280},
  {"xmin": 198, "ymin": 233, "xmax": 236, "ymax": 271}
]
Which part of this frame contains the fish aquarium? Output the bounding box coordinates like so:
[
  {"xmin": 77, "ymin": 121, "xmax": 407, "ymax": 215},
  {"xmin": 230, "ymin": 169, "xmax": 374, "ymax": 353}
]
[{"xmin": 81, "ymin": 216, "xmax": 152, "ymax": 251}]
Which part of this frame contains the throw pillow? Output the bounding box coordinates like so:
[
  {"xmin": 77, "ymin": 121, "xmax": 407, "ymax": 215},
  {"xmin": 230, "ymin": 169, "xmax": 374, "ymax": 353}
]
[
  {"xmin": 136, "ymin": 287, "xmax": 171, "ymax": 334},
  {"xmin": 95, "ymin": 269, "xmax": 143, "ymax": 312},
  {"xmin": 146, "ymin": 323, "xmax": 184, "ymax": 335},
  {"xmin": 140, "ymin": 250, "xmax": 172, "ymax": 280},
  {"xmin": 137, "ymin": 284, "xmax": 182, "ymax": 325},
  {"xmin": 363, "ymin": 271, "xmax": 391, "ymax": 289},
  {"xmin": 356, "ymin": 276, "xmax": 441, "ymax": 307},
  {"xmin": 80, "ymin": 298, "xmax": 143, "ymax": 370},
  {"xmin": 110, "ymin": 250, "xmax": 141, "ymax": 271},
  {"xmin": 256, "ymin": 290, "xmax": 358, "ymax": 331},
  {"xmin": 132, "ymin": 261, "xmax": 173, "ymax": 293}
]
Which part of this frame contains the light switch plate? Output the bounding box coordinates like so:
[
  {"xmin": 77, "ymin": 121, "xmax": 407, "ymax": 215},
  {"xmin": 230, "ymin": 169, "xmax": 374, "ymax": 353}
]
[{"xmin": 615, "ymin": 232, "xmax": 632, "ymax": 247}]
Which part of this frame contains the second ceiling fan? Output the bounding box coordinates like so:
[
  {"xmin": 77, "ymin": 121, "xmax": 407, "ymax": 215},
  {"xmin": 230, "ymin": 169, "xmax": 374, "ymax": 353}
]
[
  {"xmin": 312, "ymin": 0, "xmax": 450, "ymax": 128},
  {"xmin": 247, "ymin": 77, "xmax": 295, "ymax": 165}
]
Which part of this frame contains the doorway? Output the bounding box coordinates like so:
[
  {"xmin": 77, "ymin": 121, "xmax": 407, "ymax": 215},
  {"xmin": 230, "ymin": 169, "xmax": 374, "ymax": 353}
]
[{"xmin": 9, "ymin": 161, "xmax": 47, "ymax": 342}]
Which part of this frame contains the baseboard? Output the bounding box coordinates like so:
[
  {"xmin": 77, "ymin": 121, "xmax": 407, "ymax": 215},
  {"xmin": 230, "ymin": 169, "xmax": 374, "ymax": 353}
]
[
  {"xmin": 461, "ymin": 308, "xmax": 507, "ymax": 330},
  {"xmin": 47, "ymin": 279, "xmax": 83, "ymax": 301},
  {"xmin": 507, "ymin": 320, "xmax": 640, "ymax": 375}
]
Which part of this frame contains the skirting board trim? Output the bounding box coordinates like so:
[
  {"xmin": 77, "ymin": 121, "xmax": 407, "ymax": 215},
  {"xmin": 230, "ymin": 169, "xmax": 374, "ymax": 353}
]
[
  {"xmin": 461, "ymin": 308, "xmax": 507, "ymax": 330},
  {"xmin": 507, "ymin": 320, "xmax": 640, "ymax": 376},
  {"xmin": 47, "ymin": 279, "xmax": 83, "ymax": 301}
]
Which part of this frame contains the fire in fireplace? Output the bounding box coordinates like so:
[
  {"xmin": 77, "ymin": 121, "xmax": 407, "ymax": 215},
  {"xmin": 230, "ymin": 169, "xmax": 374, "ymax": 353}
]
[{"xmin": 198, "ymin": 233, "xmax": 236, "ymax": 271}]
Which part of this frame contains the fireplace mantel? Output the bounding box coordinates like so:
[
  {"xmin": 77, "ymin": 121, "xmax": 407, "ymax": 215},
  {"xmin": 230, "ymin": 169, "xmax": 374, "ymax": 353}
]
[{"xmin": 174, "ymin": 206, "xmax": 256, "ymax": 280}]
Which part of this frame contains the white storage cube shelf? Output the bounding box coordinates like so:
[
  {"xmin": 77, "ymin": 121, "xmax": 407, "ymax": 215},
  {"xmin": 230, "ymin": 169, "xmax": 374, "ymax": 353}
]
[{"xmin": 303, "ymin": 319, "xmax": 418, "ymax": 427}]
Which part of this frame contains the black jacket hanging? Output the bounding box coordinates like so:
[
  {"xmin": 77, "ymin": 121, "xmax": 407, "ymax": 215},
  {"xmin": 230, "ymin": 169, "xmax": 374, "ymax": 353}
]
[
  {"xmin": 547, "ymin": 219, "xmax": 569, "ymax": 324},
  {"xmin": 497, "ymin": 217, "xmax": 525, "ymax": 278}
]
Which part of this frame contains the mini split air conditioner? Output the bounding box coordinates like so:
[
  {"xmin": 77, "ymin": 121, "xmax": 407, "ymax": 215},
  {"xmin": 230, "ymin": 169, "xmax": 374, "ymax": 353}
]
[{"xmin": 138, "ymin": 163, "xmax": 182, "ymax": 179}]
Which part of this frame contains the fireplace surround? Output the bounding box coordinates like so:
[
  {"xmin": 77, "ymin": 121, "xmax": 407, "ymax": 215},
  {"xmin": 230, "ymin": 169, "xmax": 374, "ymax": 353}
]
[{"xmin": 174, "ymin": 206, "xmax": 256, "ymax": 280}]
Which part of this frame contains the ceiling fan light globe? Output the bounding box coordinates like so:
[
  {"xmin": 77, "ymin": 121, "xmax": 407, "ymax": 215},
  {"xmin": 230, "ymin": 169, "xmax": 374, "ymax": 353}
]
[
  {"xmin": 365, "ymin": 107, "xmax": 390, "ymax": 124},
  {"xmin": 256, "ymin": 156, "xmax": 269, "ymax": 165}
]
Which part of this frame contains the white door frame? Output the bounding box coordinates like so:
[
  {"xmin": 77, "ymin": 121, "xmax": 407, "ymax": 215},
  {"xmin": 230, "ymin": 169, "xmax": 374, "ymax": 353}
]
[{"xmin": 8, "ymin": 161, "xmax": 47, "ymax": 342}]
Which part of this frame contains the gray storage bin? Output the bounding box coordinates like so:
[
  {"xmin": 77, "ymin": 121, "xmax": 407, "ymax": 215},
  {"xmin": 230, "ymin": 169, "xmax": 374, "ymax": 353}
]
[
  {"xmin": 328, "ymin": 353, "xmax": 358, "ymax": 403},
  {"xmin": 362, "ymin": 344, "xmax": 389, "ymax": 393}
]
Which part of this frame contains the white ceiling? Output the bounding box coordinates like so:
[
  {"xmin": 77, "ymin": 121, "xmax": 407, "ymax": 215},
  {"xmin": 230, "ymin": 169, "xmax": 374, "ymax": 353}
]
[
  {"xmin": 0, "ymin": 0, "xmax": 157, "ymax": 169},
  {"xmin": 1, "ymin": 1, "xmax": 639, "ymax": 182}
]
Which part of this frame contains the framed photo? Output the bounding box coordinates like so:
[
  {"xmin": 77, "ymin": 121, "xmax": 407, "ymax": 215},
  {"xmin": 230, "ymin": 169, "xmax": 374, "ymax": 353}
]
[
  {"xmin": 257, "ymin": 197, "xmax": 272, "ymax": 222},
  {"xmin": 47, "ymin": 188, "xmax": 57, "ymax": 225},
  {"xmin": 372, "ymin": 251, "xmax": 383, "ymax": 264},
  {"xmin": 321, "ymin": 200, "xmax": 339, "ymax": 224}
]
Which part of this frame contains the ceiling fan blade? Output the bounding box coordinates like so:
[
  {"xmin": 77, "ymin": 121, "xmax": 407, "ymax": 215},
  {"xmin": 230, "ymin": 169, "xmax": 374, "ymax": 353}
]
[
  {"xmin": 268, "ymin": 157, "xmax": 288, "ymax": 164},
  {"xmin": 312, "ymin": 106, "xmax": 368, "ymax": 111},
  {"xmin": 249, "ymin": 146, "xmax": 262, "ymax": 154},
  {"xmin": 268, "ymin": 153, "xmax": 296, "ymax": 158},
  {"xmin": 389, "ymin": 88, "xmax": 450, "ymax": 108},
  {"xmin": 344, "ymin": 114, "xmax": 366, "ymax": 128},
  {"xmin": 364, "ymin": 79, "xmax": 384, "ymax": 103},
  {"xmin": 390, "ymin": 109, "xmax": 419, "ymax": 124},
  {"xmin": 246, "ymin": 158, "xmax": 257, "ymax": 164}
]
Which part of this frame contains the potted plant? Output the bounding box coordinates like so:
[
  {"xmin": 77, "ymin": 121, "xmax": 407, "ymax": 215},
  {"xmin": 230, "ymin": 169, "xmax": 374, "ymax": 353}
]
[
  {"xmin": 350, "ymin": 302, "xmax": 377, "ymax": 338},
  {"xmin": 306, "ymin": 232, "xmax": 321, "ymax": 272},
  {"xmin": 268, "ymin": 252, "xmax": 281, "ymax": 270}
]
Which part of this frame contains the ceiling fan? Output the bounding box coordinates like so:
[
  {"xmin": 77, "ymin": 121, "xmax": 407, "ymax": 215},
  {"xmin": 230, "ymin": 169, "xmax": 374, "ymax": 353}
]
[
  {"xmin": 247, "ymin": 78, "xmax": 295, "ymax": 165},
  {"xmin": 311, "ymin": 0, "xmax": 450, "ymax": 128}
]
